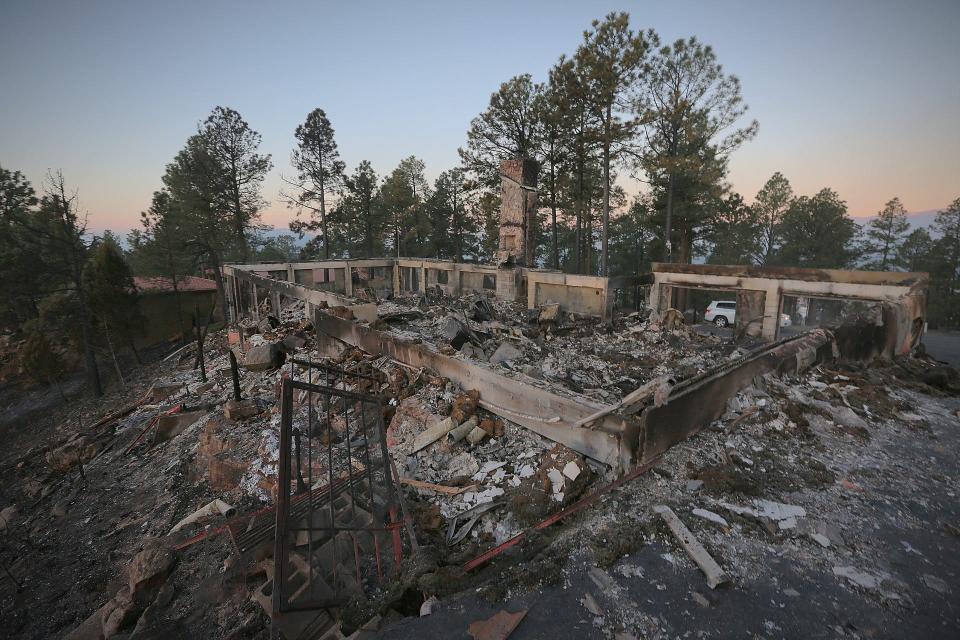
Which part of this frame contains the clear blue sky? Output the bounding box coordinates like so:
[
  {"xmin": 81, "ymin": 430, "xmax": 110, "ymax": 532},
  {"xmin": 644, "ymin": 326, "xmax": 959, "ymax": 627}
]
[{"xmin": 1, "ymin": 0, "xmax": 958, "ymax": 233}]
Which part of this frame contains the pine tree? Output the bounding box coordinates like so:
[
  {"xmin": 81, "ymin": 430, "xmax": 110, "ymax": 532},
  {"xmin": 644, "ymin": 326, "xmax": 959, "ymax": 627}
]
[
  {"xmin": 285, "ymin": 108, "xmax": 345, "ymax": 258},
  {"xmin": 930, "ymin": 197, "xmax": 960, "ymax": 326},
  {"xmin": 607, "ymin": 193, "xmax": 652, "ymax": 275},
  {"xmin": 705, "ymin": 192, "xmax": 762, "ymax": 265},
  {"xmin": 0, "ymin": 166, "xmax": 41, "ymax": 328},
  {"xmin": 427, "ymin": 169, "xmax": 474, "ymax": 261},
  {"xmin": 19, "ymin": 330, "xmax": 68, "ymax": 399},
  {"xmin": 637, "ymin": 37, "xmax": 758, "ymax": 263},
  {"xmin": 342, "ymin": 161, "xmax": 383, "ymax": 258},
  {"xmin": 774, "ymin": 189, "xmax": 859, "ymax": 268},
  {"xmin": 459, "ymin": 75, "xmax": 543, "ymax": 191},
  {"xmin": 753, "ymin": 172, "xmax": 793, "ymax": 265},
  {"xmin": 863, "ymin": 197, "xmax": 909, "ymax": 270},
  {"xmin": 898, "ymin": 228, "xmax": 935, "ymax": 272},
  {"xmin": 573, "ymin": 12, "xmax": 650, "ymax": 275},
  {"xmin": 549, "ymin": 56, "xmax": 601, "ymax": 274},
  {"xmin": 84, "ymin": 242, "xmax": 144, "ymax": 376},
  {"xmin": 381, "ymin": 157, "xmax": 430, "ymax": 257},
  {"xmin": 200, "ymin": 107, "xmax": 272, "ymax": 260}
]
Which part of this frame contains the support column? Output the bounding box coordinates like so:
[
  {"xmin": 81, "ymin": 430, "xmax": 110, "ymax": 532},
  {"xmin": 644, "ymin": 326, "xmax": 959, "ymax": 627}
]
[
  {"xmin": 229, "ymin": 276, "xmax": 238, "ymax": 324},
  {"xmin": 272, "ymin": 292, "xmax": 282, "ymax": 317},
  {"xmin": 602, "ymin": 280, "xmax": 614, "ymax": 325},
  {"xmin": 760, "ymin": 284, "xmax": 781, "ymax": 340},
  {"xmin": 451, "ymin": 265, "xmax": 462, "ymax": 297},
  {"xmin": 286, "ymin": 263, "xmax": 295, "ymax": 282},
  {"xmin": 735, "ymin": 289, "xmax": 766, "ymax": 338},
  {"xmin": 344, "ymin": 262, "xmax": 353, "ymax": 297},
  {"xmin": 420, "ymin": 264, "xmax": 427, "ymax": 295},
  {"xmin": 252, "ymin": 282, "xmax": 260, "ymax": 321}
]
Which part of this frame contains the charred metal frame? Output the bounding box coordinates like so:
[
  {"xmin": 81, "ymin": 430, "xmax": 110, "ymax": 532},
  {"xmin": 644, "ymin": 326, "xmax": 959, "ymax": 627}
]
[{"xmin": 272, "ymin": 362, "xmax": 412, "ymax": 615}]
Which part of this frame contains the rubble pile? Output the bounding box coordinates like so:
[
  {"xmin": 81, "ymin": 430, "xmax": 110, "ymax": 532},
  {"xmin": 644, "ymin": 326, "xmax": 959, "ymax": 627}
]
[
  {"xmin": 378, "ymin": 295, "xmax": 733, "ymax": 403},
  {"xmin": 450, "ymin": 359, "xmax": 960, "ymax": 638},
  {"xmin": 2, "ymin": 286, "xmax": 958, "ymax": 640}
]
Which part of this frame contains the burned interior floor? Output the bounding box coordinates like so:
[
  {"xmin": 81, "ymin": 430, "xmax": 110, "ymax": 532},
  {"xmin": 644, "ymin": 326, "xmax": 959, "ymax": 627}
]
[{"xmin": 1, "ymin": 288, "xmax": 958, "ymax": 640}]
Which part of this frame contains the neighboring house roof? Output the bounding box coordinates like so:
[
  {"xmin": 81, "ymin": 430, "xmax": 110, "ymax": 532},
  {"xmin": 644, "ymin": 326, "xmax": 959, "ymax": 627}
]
[{"xmin": 133, "ymin": 276, "xmax": 217, "ymax": 294}]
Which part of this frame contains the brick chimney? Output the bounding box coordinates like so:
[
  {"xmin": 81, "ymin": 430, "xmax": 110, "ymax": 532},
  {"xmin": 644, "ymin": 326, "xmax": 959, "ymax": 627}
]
[{"xmin": 497, "ymin": 158, "xmax": 538, "ymax": 267}]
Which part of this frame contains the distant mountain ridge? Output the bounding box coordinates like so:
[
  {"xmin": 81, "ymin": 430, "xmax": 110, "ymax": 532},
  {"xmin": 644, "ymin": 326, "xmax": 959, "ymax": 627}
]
[{"xmin": 854, "ymin": 209, "xmax": 941, "ymax": 234}]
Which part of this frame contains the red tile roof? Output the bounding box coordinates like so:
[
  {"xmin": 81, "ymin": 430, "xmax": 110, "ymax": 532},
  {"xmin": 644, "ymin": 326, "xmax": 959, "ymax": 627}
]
[{"xmin": 133, "ymin": 276, "xmax": 217, "ymax": 293}]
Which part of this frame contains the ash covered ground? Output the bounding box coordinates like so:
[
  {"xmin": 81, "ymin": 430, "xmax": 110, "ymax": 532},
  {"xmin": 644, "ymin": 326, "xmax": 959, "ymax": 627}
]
[{"xmin": 1, "ymin": 296, "xmax": 958, "ymax": 640}]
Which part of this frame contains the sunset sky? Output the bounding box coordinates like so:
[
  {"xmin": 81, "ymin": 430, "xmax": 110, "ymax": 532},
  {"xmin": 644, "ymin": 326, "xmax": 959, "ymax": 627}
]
[{"xmin": 1, "ymin": 0, "xmax": 957, "ymax": 235}]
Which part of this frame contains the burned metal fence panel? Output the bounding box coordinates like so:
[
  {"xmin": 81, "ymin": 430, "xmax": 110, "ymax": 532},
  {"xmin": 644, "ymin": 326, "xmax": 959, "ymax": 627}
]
[{"xmin": 272, "ymin": 361, "xmax": 412, "ymax": 615}]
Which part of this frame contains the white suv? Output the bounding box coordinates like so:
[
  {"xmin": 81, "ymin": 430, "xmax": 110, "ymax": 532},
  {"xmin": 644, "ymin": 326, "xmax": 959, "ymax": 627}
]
[{"xmin": 704, "ymin": 300, "xmax": 736, "ymax": 327}]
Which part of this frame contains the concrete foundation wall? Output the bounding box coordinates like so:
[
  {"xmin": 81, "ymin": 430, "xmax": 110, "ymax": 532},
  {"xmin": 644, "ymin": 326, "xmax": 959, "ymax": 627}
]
[
  {"xmin": 527, "ymin": 272, "xmax": 611, "ymax": 321},
  {"xmin": 649, "ymin": 263, "xmax": 929, "ymax": 351},
  {"xmin": 225, "ymin": 261, "xmax": 908, "ymax": 474},
  {"xmin": 460, "ymin": 271, "xmax": 494, "ymax": 294},
  {"xmin": 534, "ymin": 282, "xmax": 605, "ymax": 317},
  {"xmin": 226, "ymin": 258, "xmax": 621, "ymax": 320}
]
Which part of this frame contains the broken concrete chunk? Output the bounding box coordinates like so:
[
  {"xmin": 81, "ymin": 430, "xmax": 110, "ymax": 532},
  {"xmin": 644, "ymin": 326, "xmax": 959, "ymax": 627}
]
[
  {"xmin": 101, "ymin": 587, "xmax": 138, "ymax": 638},
  {"xmin": 922, "ymin": 574, "xmax": 951, "ymax": 594},
  {"xmin": 128, "ymin": 544, "xmax": 176, "ymax": 607},
  {"xmin": 441, "ymin": 315, "xmax": 471, "ymax": 349},
  {"xmin": 778, "ymin": 517, "xmax": 798, "ymax": 531},
  {"xmin": 691, "ymin": 508, "xmax": 729, "ymax": 528},
  {"xmin": 562, "ymin": 460, "xmax": 581, "ymax": 481},
  {"xmin": 538, "ymin": 303, "xmax": 561, "ymax": 323},
  {"xmin": 223, "ymin": 398, "xmax": 262, "ymax": 421},
  {"xmin": 241, "ymin": 342, "xmax": 284, "ymax": 371},
  {"xmin": 691, "ymin": 591, "xmax": 711, "ymax": 608},
  {"xmin": 46, "ymin": 436, "xmax": 100, "ymax": 473},
  {"xmin": 547, "ymin": 468, "xmax": 565, "ymax": 491},
  {"xmin": 581, "ymin": 591, "xmax": 603, "ymax": 616},
  {"xmin": 280, "ymin": 333, "xmax": 307, "ymax": 353},
  {"xmin": 448, "ymin": 452, "xmax": 480, "ymax": 477},
  {"xmin": 832, "ymin": 566, "xmax": 881, "ymax": 590},
  {"xmin": 0, "ymin": 505, "xmax": 18, "ymax": 530},
  {"xmin": 490, "ymin": 341, "xmax": 522, "ymax": 365},
  {"xmin": 460, "ymin": 343, "xmax": 488, "ymax": 361},
  {"xmin": 754, "ymin": 500, "xmax": 806, "ymax": 521},
  {"xmin": 809, "ymin": 533, "xmax": 831, "ymax": 547},
  {"xmin": 413, "ymin": 417, "xmax": 456, "ymax": 453},
  {"xmin": 719, "ymin": 499, "xmax": 806, "ymax": 523},
  {"xmin": 153, "ymin": 410, "xmax": 205, "ymax": 443},
  {"xmin": 148, "ymin": 383, "xmax": 184, "ymax": 403},
  {"xmin": 467, "ymin": 609, "xmax": 528, "ymax": 640}
]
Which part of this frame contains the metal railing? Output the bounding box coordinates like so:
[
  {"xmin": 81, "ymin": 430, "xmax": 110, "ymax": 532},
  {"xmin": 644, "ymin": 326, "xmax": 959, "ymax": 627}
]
[{"xmin": 272, "ymin": 359, "xmax": 414, "ymax": 614}]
